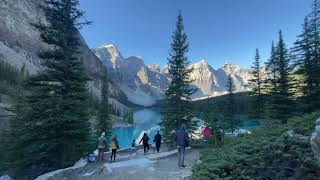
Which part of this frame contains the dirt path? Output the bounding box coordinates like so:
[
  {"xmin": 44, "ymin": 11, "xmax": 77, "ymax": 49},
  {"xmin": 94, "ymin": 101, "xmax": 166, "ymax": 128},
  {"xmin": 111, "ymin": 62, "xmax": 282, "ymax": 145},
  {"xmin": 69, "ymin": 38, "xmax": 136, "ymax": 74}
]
[{"xmin": 49, "ymin": 148, "xmax": 200, "ymax": 180}]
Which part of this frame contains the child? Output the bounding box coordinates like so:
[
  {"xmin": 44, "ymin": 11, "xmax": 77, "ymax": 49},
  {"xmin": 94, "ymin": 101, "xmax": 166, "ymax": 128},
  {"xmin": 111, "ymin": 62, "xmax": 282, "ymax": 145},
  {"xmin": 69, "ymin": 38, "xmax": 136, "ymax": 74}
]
[
  {"xmin": 151, "ymin": 142, "xmax": 156, "ymax": 153},
  {"xmin": 88, "ymin": 153, "xmax": 96, "ymax": 163},
  {"xmin": 131, "ymin": 140, "xmax": 136, "ymax": 153}
]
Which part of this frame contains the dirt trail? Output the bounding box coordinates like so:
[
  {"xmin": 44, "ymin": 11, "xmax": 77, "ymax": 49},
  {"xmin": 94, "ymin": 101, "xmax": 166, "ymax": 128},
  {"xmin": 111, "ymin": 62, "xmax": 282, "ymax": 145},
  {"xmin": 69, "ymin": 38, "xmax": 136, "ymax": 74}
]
[{"xmin": 49, "ymin": 148, "xmax": 200, "ymax": 180}]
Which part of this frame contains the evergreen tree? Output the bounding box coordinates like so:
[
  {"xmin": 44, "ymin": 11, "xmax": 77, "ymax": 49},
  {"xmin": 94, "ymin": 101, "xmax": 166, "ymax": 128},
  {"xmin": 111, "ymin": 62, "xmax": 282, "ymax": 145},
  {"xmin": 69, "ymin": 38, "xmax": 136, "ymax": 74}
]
[
  {"xmin": 2, "ymin": 0, "xmax": 91, "ymax": 177},
  {"xmin": 160, "ymin": 12, "xmax": 196, "ymax": 145},
  {"xmin": 123, "ymin": 108, "xmax": 126, "ymax": 121},
  {"xmin": 127, "ymin": 110, "xmax": 134, "ymax": 124},
  {"xmin": 264, "ymin": 42, "xmax": 278, "ymax": 120},
  {"xmin": 0, "ymin": 60, "xmax": 20, "ymax": 85},
  {"xmin": 293, "ymin": 6, "xmax": 320, "ymax": 111},
  {"xmin": 96, "ymin": 70, "xmax": 112, "ymax": 149},
  {"xmin": 249, "ymin": 49, "xmax": 264, "ymax": 118},
  {"xmin": 225, "ymin": 74, "xmax": 236, "ymax": 132},
  {"xmin": 265, "ymin": 42, "xmax": 278, "ymax": 93},
  {"xmin": 272, "ymin": 31, "xmax": 293, "ymax": 123},
  {"xmin": 307, "ymin": 0, "xmax": 320, "ymax": 109}
]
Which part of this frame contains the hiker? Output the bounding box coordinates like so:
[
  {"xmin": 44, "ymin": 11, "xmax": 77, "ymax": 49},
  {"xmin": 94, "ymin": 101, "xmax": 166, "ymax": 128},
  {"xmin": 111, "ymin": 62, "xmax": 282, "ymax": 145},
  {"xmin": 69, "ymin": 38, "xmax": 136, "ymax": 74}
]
[
  {"xmin": 97, "ymin": 132, "xmax": 107, "ymax": 162},
  {"xmin": 216, "ymin": 128, "xmax": 225, "ymax": 145},
  {"xmin": 175, "ymin": 124, "xmax": 189, "ymax": 168},
  {"xmin": 202, "ymin": 126, "xmax": 212, "ymax": 141},
  {"xmin": 139, "ymin": 133, "xmax": 150, "ymax": 154},
  {"xmin": 131, "ymin": 140, "xmax": 136, "ymax": 153},
  {"xmin": 111, "ymin": 134, "xmax": 119, "ymax": 162},
  {"xmin": 153, "ymin": 131, "xmax": 162, "ymax": 153}
]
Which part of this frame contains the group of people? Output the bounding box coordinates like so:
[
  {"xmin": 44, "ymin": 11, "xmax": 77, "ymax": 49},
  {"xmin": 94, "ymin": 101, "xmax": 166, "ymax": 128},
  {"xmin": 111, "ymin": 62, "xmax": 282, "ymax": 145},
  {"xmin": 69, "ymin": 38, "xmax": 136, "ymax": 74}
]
[
  {"xmin": 202, "ymin": 126, "xmax": 225, "ymax": 144},
  {"xmin": 137, "ymin": 131, "xmax": 162, "ymax": 154},
  {"xmin": 95, "ymin": 124, "xmax": 190, "ymax": 168},
  {"xmin": 97, "ymin": 133, "xmax": 119, "ymax": 162},
  {"xmin": 96, "ymin": 130, "xmax": 163, "ymax": 163}
]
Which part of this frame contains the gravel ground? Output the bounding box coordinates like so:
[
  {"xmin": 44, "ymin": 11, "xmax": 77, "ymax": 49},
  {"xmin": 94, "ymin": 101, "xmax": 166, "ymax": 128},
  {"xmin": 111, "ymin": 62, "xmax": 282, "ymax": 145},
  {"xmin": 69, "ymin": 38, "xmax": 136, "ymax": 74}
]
[{"xmin": 49, "ymin": 148, "xmax": 200, "ymax": 180}]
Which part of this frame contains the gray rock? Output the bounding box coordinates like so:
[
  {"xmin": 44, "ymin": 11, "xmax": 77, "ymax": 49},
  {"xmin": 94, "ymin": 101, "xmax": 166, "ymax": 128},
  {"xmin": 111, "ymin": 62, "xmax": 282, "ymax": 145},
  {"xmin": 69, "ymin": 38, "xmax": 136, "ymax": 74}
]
[
  {"xmin": 310, "ymin": 117, "xmax": 320, "ymax": 161},
  {"xmin": 0, "ymin": 175, "xmax": 13, "ymax": 180}
]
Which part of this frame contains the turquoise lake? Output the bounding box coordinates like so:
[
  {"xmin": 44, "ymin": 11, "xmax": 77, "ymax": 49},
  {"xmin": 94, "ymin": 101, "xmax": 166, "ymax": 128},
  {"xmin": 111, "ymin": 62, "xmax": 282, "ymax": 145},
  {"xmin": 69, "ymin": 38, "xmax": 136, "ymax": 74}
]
[
  {"xmin": 111, "ymin": 109, "xmax": 161, "ymax": 149},
  {"xmin": 111, "ymin": 109, "xmax": 258, "ymax": 149}
]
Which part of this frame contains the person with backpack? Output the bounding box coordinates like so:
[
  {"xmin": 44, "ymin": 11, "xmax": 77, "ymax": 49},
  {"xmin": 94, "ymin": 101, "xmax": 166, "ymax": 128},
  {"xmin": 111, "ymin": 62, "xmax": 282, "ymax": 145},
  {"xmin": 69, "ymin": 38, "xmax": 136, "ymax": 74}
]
[
  {"xmin": 153, "ymin": 131, "xmax": 162, "ymax": 153},
  {"xmin": 97, "ymin": 132, "xmax": 107, "ymax": 163},
  {"xmin": 139, "ymin": 133, "xmax": 150, "ymax": 154},
  {"xmin": 110, "ymin": 134, "xmax": 119, "ymax": 162},
  {"xmin": 175, "ymin": 124, "xmax": 189, "ymax": 168}
]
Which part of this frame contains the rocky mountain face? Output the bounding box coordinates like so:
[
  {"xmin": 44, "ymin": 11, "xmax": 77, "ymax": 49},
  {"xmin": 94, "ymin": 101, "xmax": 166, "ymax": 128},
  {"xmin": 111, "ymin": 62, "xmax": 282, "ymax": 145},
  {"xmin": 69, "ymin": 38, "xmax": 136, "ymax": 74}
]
[
  {"xmin": 0, "ymin": 0, "xmax": 129, "ymax": 102},
  {"xmin": 94, "ymin": 45, "xmax": 254, "ymax": 106},
  {"xmin": 189, "ymin": 60, "xmax": 252, "ymax": 99},
  {"xmin": 0, "ymin": 0, "xmax": 255, "ymax": 108},
  {"xmin": 0, "ymin": 0, "xmax": 131, "ymax": 129},
  {"xmin": 93, "ymin": 45, "xmax": 168, "ymax": 106}
]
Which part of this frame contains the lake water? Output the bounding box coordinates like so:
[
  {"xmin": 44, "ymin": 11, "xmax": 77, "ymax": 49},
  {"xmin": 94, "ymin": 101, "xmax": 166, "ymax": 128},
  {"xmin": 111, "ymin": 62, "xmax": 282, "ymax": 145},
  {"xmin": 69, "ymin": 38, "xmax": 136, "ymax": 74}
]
[
  {"xmin": 112, "ymin": 109, "xmax": 161, "ymax": 149},
  {"xmin": 112, "ymin": 109, "xmax": 258, "ymax": 149}
]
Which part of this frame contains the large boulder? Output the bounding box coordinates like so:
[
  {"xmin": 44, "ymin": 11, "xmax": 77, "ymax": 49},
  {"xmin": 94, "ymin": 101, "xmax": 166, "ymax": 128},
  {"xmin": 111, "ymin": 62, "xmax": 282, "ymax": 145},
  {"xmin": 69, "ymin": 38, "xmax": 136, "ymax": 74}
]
[{"xmin": 310, "ymin": 117, "xmax": 320, "ymax": 161}]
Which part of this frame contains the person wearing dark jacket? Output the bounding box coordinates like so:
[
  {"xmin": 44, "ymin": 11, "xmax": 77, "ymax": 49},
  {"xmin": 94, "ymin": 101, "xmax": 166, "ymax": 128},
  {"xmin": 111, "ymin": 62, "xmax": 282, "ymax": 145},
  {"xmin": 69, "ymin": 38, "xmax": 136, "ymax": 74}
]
[
  {"xmin": 139, "ymin": 133, "xmax": 150, "ymax": 154},
  {"xmin": 175, "ymin": 124, "xmax": 189, "ymax": 168},
  {"xmin": 153, "ymin": 131, "xmax": 162, "ymax": 153}
]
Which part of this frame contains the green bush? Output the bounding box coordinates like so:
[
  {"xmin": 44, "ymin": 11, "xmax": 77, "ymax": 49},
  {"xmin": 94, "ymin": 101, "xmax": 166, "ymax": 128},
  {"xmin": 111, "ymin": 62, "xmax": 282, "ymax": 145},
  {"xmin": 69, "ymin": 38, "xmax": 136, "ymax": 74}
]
[{"xmin": 192, "ymin": 113, "xmax": 320, "ymax": 180}]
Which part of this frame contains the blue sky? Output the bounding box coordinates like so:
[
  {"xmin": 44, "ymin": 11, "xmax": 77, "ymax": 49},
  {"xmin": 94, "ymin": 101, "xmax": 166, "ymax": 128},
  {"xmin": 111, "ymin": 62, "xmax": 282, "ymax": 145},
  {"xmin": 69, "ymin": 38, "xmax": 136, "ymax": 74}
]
[{"xmin": 79, "ymin": 0, "xmax": 312, "ymax": 68}]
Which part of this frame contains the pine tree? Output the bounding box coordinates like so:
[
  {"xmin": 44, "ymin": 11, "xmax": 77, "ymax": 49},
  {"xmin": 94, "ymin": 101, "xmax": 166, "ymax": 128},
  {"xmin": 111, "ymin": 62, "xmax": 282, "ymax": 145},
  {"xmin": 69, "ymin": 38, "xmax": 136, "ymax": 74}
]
[
  {"xmin": 127, "ymin": 110, "xmax": 134, "ymax": 124},
  {"xmin": 2, "ymin": 0, "xmax": 91, "ymax": 177},
  {"xmin": 249, "ymin": 49, "xmax": 264, "ymax": 118},
  {"xmin": 272, "ymin": 31, "xmax": 293, "ymax": 123},
  {"xmin": 292, "ymin": 2, "xmax": 320, "ymax": 111},
  {"xmin": 263, "ymin": 42, "xmax": 278, "ymax": 120},
  {"xmin": 96, "ymin": 70, "xmax": 112, "ymax": 149},
  {"xmin": 225, "ymin": 74, "xmax": 236, "ymax": 132},
  {"xmin": 265, "ymin": 42, "xmax": 278, "ymax": 92},
  {"xmin": 160, "ymin": 12, "xmax": 196, "ymax": 145},
  {"xmin": 307, "ymin": 0, "xmax": 320, "ymax": 109}
]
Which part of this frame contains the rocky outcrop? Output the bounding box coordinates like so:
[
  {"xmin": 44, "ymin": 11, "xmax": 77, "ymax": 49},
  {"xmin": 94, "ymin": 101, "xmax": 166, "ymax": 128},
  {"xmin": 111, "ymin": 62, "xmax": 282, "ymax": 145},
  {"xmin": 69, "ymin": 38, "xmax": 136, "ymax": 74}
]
[
  {"xmin": 0, "ymin": 0, "xmax": 130, "ymax": 107},
  {"xmin": 189, "ymin": 60, "xmax": 253, "ymax": 99},
  {"xmin": 93, "ymin": 45, "xmax": 168, "ymax": 106},
  {"xmin": 310, "ymin": 117, "xmax": 320, "ymax": 161}
]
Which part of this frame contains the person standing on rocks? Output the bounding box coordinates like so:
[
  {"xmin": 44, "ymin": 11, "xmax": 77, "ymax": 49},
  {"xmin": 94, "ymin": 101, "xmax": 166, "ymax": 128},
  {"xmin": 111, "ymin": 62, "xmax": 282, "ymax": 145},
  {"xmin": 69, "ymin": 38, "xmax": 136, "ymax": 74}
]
[
  {"xmin": 139, "ymin": 133, "xmax": 150, "ymax": 154},
  {"xmin": 153, "ymin": 131, "xmax": 162, "ymax": 153},
  {"xmin": 111, "ymin": 134, "xmax": 119, "ymax": 162},
  {"xmin": 175, "ymin": 124, "xmax": 189, "ymax": 168},
  {"xmin": 97, "ymin": 132, "xmax": 107, "ymax": 163}
]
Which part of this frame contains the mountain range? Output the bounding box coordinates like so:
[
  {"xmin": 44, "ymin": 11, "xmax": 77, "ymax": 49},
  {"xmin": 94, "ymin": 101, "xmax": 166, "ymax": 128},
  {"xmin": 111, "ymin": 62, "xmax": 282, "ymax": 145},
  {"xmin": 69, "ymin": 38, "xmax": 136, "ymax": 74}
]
[
  {"xmin": 93, "ymin": 44, "xmax": 254, "ymax": 106},
  {"xmin": 0, "ymin": 0, "xmax": 255, "ymax": 108}
]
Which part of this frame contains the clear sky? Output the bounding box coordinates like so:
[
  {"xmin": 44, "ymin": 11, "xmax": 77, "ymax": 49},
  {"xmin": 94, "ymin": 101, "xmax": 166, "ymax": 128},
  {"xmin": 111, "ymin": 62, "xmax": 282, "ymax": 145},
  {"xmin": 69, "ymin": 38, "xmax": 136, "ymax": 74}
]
[{"xmin": 79, "ymin": 0, "xmax": 312, "ymax": 69}]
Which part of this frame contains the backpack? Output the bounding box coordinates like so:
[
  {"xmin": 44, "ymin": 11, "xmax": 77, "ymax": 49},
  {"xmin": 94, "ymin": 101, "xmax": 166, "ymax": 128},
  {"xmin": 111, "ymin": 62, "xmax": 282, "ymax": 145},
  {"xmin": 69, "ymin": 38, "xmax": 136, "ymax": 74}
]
[{"xmin": 88, "ymin": 153, "xmax": 96, "ymax": 163}]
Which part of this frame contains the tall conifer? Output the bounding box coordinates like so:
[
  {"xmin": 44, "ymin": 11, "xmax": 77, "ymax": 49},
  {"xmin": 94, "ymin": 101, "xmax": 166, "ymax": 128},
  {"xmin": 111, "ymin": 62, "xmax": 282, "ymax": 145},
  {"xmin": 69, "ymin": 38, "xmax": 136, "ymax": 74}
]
[
  {"xmin": 272, "ymin": 31, "xmax": 293, "ymax": 123},
  {"xmin": 160, "ymin": 12, "xmax": 196, "ymax": 145},
  {"xmin": 249, "ymin": 49, "xmax": 264, "ymax": 118},
  {"xmin": 225, "ymin": 74, "xmax": 236, "ymax": 132},
  {"xmin": 96, "ymin": 70, "xmax": 112, "ymax": 150},
  {"xmin": 2, "ymin": 0, "xmax": 91, "ymax": 177}
]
